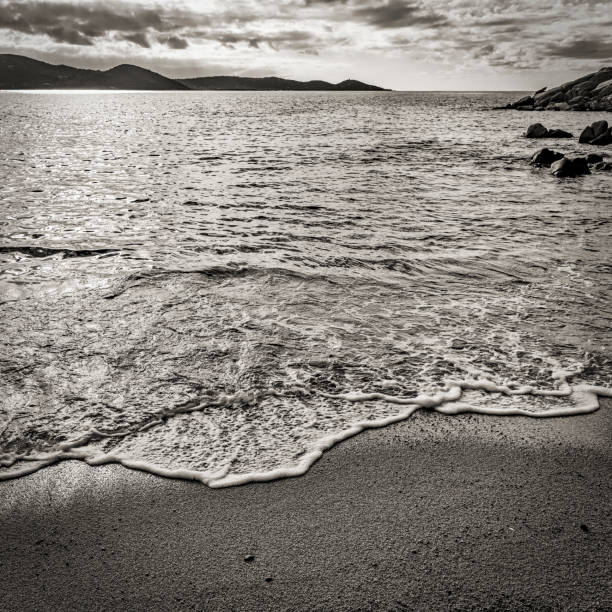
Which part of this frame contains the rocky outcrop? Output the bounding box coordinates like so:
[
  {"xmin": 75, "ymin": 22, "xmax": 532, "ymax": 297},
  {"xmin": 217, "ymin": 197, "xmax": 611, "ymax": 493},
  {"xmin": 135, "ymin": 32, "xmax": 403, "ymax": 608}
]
[
  {"xmin": 529, "ymin": 148, "xmax": 564, "ymax": 167},
  {"xmin": 504, "ymin": 67, "xmax": 612, "ymax": 111},
  {"xmin": 550, "ymin": 157, "xmax": 590, "ymax": 177},
  {"xmin": 525, "ymin": 123, "xmax": 573, "ymax": 138},
  {"xmin": 579, "ymin": 120, "xmax": 612, "ymax": 145},
  {"xmin": 510, "ymin": 95, "xmax": 535, "ymax": 110}
]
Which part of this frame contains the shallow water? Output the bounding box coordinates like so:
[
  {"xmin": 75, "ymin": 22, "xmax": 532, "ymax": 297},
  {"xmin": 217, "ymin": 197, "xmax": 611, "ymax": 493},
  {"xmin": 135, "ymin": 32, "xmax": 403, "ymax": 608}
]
[{"xmin": 1, "ymin": 91, "xmax": 611, "ymax": 485}]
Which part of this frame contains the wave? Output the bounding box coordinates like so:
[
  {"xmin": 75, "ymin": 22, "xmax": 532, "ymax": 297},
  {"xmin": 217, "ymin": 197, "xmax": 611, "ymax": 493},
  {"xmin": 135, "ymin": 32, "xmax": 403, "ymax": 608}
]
[
  {"xmin": 1, "ymin": 370, "xmax": 610, "ymax": 487},
  {"xmin": 1, "ymin": 264, "xmax": 610, "ymax": 488}
]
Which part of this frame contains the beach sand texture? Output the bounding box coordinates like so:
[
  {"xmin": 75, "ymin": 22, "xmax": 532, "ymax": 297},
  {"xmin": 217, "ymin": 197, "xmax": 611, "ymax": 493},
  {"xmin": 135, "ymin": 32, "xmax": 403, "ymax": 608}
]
[{"xmin": 2, "ymin": 403, "xmax": 610, "ymax": 611}]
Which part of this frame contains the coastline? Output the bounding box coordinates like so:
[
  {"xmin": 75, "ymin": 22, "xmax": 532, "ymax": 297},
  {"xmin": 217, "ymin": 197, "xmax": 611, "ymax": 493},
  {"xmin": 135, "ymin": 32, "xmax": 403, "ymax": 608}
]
[{"xmin": 1, "ymin": 401, "xmax": 610, "ymax": 611}]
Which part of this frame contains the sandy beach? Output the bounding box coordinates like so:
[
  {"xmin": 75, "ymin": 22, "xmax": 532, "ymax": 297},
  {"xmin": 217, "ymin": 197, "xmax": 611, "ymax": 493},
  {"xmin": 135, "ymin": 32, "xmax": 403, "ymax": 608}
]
[{"xmin": 1, "ymin": 402, "xmax": 610, "ymax": 611}]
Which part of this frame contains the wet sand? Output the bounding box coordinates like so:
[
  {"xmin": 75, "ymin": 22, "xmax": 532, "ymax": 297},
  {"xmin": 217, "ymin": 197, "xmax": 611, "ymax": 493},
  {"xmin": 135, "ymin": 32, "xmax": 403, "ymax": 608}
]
[{"xmin": 1, "ymin": 403, "xmax": 611, "ymax": 611}]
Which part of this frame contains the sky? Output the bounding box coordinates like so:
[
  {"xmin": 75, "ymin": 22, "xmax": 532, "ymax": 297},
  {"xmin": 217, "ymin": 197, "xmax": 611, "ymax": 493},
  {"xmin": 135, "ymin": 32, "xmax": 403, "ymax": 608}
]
[{"xmin": 0, "ymin": 0, "xmax": 611, "ymax": 90}]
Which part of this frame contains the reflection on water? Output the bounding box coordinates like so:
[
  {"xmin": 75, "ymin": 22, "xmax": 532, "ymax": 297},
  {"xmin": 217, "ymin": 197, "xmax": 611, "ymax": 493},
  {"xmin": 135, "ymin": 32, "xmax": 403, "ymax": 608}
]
[{"xmin": 1, "ymin": 91, "xmax": 610, "ymax": 485}]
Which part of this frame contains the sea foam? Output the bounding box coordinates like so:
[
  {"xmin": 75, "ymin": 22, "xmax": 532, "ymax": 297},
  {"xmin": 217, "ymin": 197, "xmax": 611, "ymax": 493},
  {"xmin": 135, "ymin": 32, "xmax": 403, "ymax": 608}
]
[{"xmin": 1, "ymin": 370, "xmax": 610, "ymax": 487}]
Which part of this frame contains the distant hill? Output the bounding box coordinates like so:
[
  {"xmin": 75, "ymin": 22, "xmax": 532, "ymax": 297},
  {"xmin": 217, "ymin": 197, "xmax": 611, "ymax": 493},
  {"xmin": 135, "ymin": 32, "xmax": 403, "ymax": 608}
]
[
  {"xmin": 0, "ymin": 54, "xmax": 387, "ymax": 91},
  {"xmin": 179, "ymin": 75, "xmax": 387, "ymax": 91},
  {"xmin": 0, "ymin": 54, "xmax": 188, "ymax": 90}
]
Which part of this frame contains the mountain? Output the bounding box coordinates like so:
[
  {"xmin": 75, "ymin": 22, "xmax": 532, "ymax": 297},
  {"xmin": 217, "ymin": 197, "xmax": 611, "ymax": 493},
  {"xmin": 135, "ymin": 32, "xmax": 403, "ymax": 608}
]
[
  {"xmin": 0, "ymin": 54, "xmax": 188, "ymax": 90},
  {"xmin": 504, "ymin": 67, "xmax": 612, "ymax": 111},
  {"xmin": 0, "ymin": 54, "xmax": 386, "ymax": 91},
  {"xmin": 179, "ymin": 75, "xmax": 387, "ymax": 91}
]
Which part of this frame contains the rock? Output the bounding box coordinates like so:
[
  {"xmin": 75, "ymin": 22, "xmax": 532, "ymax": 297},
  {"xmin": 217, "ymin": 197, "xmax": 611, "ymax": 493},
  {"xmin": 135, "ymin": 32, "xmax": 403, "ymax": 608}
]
[
  {"xmin": 525, "ymin": 123, "xmax": 549, "ymax": 138},
  {"xmin": 591, "ymin": 130, "xmax": 612, "ymax": 146},
  {"xmin": 507, "ymin": 67, "xmax": 612, "ymax": 111},
  {"xmin": 591, "ymin": 120, "xmax": 609, "ymax": 139},
  {"xmin": 586, "ymin": 153, "xmax": 603, "ymax": 164},
  {"xmin": 546, "ymin": 129, "xmax": 573, "ymax": 138},
  {"xmin": 580, "ymin": 120, "xmax": 611, "ymax": 144},
  {"xmin": 544, "ymin": 92, "xmax": 567, "ymax": 107},
  {"xmin": 579, "ymin": 125, "xmax": 595, "ymax": 143},
  {"xmin": 244, "ymin": 555, "xmax": 255, "ymax": 563},
  {"xmin": 530, "ymin": 148, "xmax": 564, "ymax": 167},
  {"xmin": 511, "ymin": 95, "xmax": 534, "ymax": 108},
  {"xmin": 525, "ymin": 124, "xmax": 573, "ymax": 139},
  {"xmin": 594, "ymin": 161, "xmax": 612, "ymax": 171},
  {"xmin": 551, "ymin": 157, "xmax": 591, "ymax": 177}
]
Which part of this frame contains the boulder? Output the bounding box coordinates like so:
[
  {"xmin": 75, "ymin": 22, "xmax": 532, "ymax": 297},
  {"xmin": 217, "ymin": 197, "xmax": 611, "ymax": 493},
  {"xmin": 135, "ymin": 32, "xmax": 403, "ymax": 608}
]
[
  {"xmin": 580, "ymin": 120, "xmax": 611, "ymax": 144},
  {"xmin": 525, "ymin": 123, "xmax": 549, "ymax": 138},
  {"xmin": 586, "ymin": 153, "xmax": 604, "ymax": 164},
  {"xmin": 530, "ymin": 148, "xmax": 565, "ymax": 167},
  {"xmin": 579, "ymin": 125, "xmax": 595, "ymax": 143},
  {"xmin": 594, "ymin": 161, "xmax": 612, "ymax": 171},
  {"xmin": 551, "ymin": 157, "xmax": 591, "ymax": 177},
  {"xmin": 525, "ymin": 124, "xmax": 573, "ymax": 138},
  {"xmin": 591, "ymin": 130, "xmax": 612, "ymax": 146},
  {"xmin": 546, "ymin": 129, "xmax": 573, "ymax": 138},
  {"xmin": 511, "ymin": 95, "xmax": 534, "ymax": 109},
  {"xmin": 591, "ymin": 120, "xmax": 609, "ymax": 138}
]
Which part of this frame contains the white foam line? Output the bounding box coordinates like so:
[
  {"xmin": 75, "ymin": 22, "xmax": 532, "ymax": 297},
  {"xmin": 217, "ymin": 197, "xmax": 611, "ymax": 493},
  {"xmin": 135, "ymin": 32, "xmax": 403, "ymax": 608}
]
[{"xmin": 1, "ymin": 379, "xmax": 610, "ymax": 486}]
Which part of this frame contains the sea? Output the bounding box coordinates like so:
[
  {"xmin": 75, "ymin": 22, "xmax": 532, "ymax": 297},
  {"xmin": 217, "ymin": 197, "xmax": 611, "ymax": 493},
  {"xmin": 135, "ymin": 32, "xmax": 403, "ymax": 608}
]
[{"xmin": 1, "ymin": 90, "xmax": 610, "ymax": 487}]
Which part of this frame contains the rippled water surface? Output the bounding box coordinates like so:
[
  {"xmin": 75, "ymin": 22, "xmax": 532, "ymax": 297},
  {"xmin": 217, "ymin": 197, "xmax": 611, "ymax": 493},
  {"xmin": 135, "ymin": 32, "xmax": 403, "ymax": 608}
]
[{"xmin": 1, "ymin": 91, "xmax": 611, "ymax": 485}]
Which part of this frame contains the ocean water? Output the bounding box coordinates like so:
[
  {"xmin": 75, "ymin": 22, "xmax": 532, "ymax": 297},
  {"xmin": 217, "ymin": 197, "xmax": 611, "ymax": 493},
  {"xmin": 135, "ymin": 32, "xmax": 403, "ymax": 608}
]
[{"xmin": 1, "ymin": 90, "xmax": 610, "ymax": 487}]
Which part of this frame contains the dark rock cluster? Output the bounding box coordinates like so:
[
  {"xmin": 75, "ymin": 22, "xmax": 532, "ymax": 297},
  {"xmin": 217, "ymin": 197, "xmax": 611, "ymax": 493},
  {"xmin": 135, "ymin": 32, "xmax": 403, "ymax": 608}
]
[
  {"xmin": 579, "ymin": 120, "xmax": 612, "ymax": 145},
  {"xmin": 529, "ymin": 148, "xmax": 609, "ymax": 176},
  {"xmin": 550, "ymin": 157, "xmax": 590, "ymax": 177},
  {"xmin": 529, "ymin": 148, "xmax": 564, "ymax": 167},
  {"xmin": 503, "ymin": 67, "xmax": 612, "ymax": 111},
  {"xmin": 524, "ymin": 123, "xmax": 573, "ymax": 138}
]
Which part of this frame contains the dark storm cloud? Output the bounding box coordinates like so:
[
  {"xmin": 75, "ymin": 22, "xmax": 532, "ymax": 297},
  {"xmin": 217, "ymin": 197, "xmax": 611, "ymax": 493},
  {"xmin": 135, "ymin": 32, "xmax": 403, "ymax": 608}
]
[
  {"xmin": 469, "ymin": 17, "xmax": 533, "ymax": 28},
  {"xmin": 352, "ymin": 0, "xmax": 448, "ymax": 29},
  {"xmin": 215, "ymin": 29, "xmax": 319, "ymax": 52},
  {"xmin": 302, "ymin": 0, "xmax": 349, "ymax": 5},
  {"xmin": 546, "ymin": 38, "xmax": 612, "ymax": 60},
  {"xmin": 160, "ymin": 35, "xmax": 189, "ymax": 50},
  {"xmin": 0, "ymin": 1, "xmax": 252, "ymax": 47},
  {"xmin": 45, "ymin": 25, "xmax": 94, "ymax": 46},
  {"xmin": 0, "ymin": 1, "xmax": 170, "ymax": 45}
]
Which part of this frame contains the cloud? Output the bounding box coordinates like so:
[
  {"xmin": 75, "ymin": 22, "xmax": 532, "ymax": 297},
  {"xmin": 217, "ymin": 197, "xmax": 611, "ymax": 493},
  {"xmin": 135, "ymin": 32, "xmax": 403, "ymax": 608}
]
[
  {"xmin": 546, "ymin": 38, "xmax": 612, "ymax": 60},
  {"xmin": 353, "ymin": 1, "xmax": 448, "ymax": 29},
  {"xmin": 213, "ymin": 29, "xmax": 321, "ymax": 52},
  {"xmin": 46, "ymin": 25, "xmax": 94, "ymax": 46},
  {"xmin": 0, "ymin": 1, "xmax": 213, "ymax": 48},
  {"xmin": 159, "ymin": 35, "xmax": 189, "ymax": 50},
  {"xmin": 120, "ymin": 32, "xmax": 150, "ymax": 48},
  {"xmin": 0, "ymin": 1, "xmax": 168, "ymax": 41}
]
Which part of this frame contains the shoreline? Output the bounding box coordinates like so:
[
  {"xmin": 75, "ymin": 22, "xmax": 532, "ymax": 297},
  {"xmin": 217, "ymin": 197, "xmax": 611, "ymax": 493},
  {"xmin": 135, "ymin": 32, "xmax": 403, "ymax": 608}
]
[
  {"xmin": 3, "ymin": 377, "xmax": 608, "ymax": 488},
  {"xmin": 1, "ymin": 403, "xmax": 610, "ymax": 611}
]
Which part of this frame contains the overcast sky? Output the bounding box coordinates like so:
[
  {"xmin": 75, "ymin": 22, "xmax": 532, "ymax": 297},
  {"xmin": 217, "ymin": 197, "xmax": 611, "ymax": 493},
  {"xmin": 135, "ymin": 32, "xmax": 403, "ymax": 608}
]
[{"xmin": 1, "ymin": 0, "xmax": 611, "ymax": 89}]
